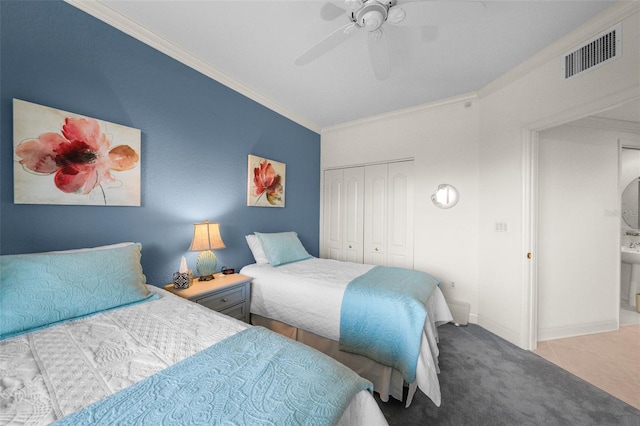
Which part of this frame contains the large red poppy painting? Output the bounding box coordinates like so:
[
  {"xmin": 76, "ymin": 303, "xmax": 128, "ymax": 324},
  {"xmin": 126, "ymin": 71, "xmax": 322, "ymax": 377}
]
[
  {"xmin": 247, "ymin": 155, "xmax": 285, "ymax": 208},
  {"xmin": 13, "ymin": 99, "xmax": 141, "ymax": 206}
]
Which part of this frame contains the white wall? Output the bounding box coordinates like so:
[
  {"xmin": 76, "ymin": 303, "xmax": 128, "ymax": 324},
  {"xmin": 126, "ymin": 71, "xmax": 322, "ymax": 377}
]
[
  {"xmin": 321, "ymin": 3, "xmax": 640, "ymax": 348},
  {"xmin": 537, "ymin": 123, "xmax": 639, "ymax": 341},
  {"xmin": 321, "ymin": 97, "xmax": 481, "ymax": 320},
  {"xmin": 477, "ymin": 3, "xmax": 639, "ymax": 347}
]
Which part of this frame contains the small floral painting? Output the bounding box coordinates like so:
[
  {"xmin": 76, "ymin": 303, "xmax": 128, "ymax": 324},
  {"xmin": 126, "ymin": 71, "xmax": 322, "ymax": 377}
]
[
  {"xmin": 13, "ymin": 99, "xmax": 141, "ymax": 206},
  {"xmin": 247, "ymin": 155, "xmax": 285, "ymax": 208}
]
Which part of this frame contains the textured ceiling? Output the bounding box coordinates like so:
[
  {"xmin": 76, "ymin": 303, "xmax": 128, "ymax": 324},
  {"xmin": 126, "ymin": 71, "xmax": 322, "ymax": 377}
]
[{"xmin": 76, "ymin": 0, "xmax": 620, "ymax": 130}]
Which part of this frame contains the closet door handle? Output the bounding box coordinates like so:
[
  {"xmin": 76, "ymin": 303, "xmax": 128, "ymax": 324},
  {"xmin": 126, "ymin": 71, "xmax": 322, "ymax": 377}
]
[{"xmin": 375, "ymin": 247, "xmax": 379, "ymax": 252}]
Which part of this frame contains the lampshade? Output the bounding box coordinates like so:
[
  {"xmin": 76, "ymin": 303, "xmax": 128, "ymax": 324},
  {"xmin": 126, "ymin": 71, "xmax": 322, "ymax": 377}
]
[
  {"xmin": 189, "ymin": 221, "xmax": 225, "ymax": 281},
  {"xmin": 189, "ymin": 221, "xmax": 226, "ymax": 251}
]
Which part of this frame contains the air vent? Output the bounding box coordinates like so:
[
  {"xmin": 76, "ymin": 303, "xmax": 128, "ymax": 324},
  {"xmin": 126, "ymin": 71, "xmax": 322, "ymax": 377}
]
[{"xmin": 562, "ymin": 23, "xmax": 621, "ymax": 80}]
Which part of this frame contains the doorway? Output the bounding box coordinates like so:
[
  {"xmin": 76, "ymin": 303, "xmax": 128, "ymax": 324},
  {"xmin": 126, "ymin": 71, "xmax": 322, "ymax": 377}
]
[
  {"xmin": 523, "ymin": 96, "xmax": 640, "ymax": 349},
  {"xmin": 620, "ymin": 147, "xmax": 640, "ymax": 325}
]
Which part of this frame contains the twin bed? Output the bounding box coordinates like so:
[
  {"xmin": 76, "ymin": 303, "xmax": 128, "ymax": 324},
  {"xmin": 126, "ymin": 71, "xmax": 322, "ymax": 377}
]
[
  {"xmin": 241, "ymin": 232, "xmax": 453, "ymax": 408},
  {"xmin": 0, "ymin": 242, "xmax": 387, "ymax": 425}
]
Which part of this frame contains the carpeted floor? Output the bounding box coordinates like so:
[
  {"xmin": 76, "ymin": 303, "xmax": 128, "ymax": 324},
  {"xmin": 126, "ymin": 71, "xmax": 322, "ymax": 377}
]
[{"xmin": 376, "ymin": 323, "xmax": 640, "ymax": 425}]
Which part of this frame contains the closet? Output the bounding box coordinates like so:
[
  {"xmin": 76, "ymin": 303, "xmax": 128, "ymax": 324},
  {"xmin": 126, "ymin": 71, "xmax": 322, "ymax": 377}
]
[{"xmin": 321, "ymin": 160, "xmax": 414, "ymax": 268}]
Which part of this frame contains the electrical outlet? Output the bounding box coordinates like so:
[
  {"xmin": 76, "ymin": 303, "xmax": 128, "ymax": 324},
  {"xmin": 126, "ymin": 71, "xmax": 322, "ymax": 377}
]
[{"xmin": 451, "ymin": 281, "xmax": 456, "ymax": 288}]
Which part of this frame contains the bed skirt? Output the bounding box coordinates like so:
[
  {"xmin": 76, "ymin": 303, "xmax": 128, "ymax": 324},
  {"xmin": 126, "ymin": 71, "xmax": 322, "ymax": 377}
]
[{"xmin": 251, "ymin": 313, "xmax": 417, "ymax": 404}]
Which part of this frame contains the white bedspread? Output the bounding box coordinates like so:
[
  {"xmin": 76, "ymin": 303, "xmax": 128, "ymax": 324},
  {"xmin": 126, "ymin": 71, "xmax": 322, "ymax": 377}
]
[
  {"xmin": 242, "ymin": 258, "xmax": 454, "ymax": 406},
  {"xmin": 0, "ymin": 286, "xmax": 387, "ymax": 426}
]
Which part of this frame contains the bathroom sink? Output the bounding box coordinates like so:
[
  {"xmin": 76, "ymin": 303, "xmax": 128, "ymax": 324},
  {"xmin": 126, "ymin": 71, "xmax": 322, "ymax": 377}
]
[
  {"xmin": 621, "ymin": 246, "xmax": 640, "ymax": 264},
  {"xmin": 622, "ymin": 247, "xmax": 640, "ymax": 308}
]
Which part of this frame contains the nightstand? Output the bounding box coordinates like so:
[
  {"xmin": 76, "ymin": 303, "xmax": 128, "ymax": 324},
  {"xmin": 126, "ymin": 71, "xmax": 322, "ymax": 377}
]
[{"xmin": 164, "ymin": 273, "xmax": 252, "ymax": 323}]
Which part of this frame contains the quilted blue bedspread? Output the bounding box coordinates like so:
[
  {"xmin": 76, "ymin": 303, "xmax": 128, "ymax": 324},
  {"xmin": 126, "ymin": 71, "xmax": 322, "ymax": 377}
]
[
  {"xmin": 54, "ymin": 326, "xmax": 372, "ymax": 426},
  {"xmin": 339, "ymin": 266, "xmax": 439, "ymax": 383}
]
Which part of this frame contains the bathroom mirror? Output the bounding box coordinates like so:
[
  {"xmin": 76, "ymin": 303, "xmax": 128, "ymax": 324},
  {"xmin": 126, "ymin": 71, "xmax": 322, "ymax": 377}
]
[
  {"xmin": 431, "ymin": 184, "xmax": 459, "ymax": 209},
  {"xmin": 622, "ymin": 177, "xmax": 640, "ymax": 228}
]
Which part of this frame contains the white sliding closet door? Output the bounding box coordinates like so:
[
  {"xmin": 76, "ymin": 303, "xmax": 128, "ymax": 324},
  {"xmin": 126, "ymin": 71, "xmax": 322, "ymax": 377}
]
[
  {"xmin": 364, "ymin": 164, "xmax": 388, "ymax": 265},
  {"xmin": 387, "ymin": 161, "xmax": 414, "ymax": 269},
  {"xmin": 322, "ymin": 169, "xmax": 344, "ymax": 260},
  {"xmin": 343, "ymin": 167, "xmax": 365, "ymax": 263},
  {"xmin": 322, "ymin": 167, "xmax": 364, "ymax": 262},
  {"xmin": 322, "ymin": 160, "xmax": 413, "ymax": 267}
]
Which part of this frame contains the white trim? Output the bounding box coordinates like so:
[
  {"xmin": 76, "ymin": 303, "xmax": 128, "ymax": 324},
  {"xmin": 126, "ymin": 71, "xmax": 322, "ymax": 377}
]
[
  {"xmin": 321, "ymin": 93, "xmax": 478, "ymax": 134},
  {"xmin": 537, "ymin": 320, "xmax": 619, "ymax": 342},
  {"xmin": 617, "ymin": 139, "xmax": 624, "ymax": 329},
  {"xmin": 64, "ymin": 0, "xmax": 321, "ymax": 133},
  {"xmin": 526, "ymin": 87, "xmax": 640, "ymax": 132},
  {"xmin": 570, "ymin": 117, "xmax": 640, "ymax": 134},
  {"xmin": 477, "ymin": 314, "xmax": 520, "ymax": 345},
  {"xmin": 521, "ymin": 129, "xmax": 538, "ymax": 350},
  {"xmin": 322, "ymin": 157, "xmax": 415, "ymax": 172}
]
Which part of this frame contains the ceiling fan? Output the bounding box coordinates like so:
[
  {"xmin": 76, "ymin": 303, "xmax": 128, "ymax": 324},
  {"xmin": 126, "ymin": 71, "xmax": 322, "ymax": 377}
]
[{"xmin": 295, "ymin": 0, "xmax": 484, "ymax": 80}]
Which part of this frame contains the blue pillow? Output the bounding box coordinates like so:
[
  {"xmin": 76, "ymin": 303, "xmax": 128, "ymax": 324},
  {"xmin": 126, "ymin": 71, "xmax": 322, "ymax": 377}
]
[
  {"xmin": 254, "ymin": 232, "xmax": 311, "ymax": 267},
  {"xmin": 0, "ymin": 243, "xmax": 152, "ymax": 340}
]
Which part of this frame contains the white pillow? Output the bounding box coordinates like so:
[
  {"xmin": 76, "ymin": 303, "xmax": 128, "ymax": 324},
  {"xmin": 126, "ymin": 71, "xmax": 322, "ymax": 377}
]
[{"xmin": 245, "ymin": 235, "xmax": 270, "ymax": 265}]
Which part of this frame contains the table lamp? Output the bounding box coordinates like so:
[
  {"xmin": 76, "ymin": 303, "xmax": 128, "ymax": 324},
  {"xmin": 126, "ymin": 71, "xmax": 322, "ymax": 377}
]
[{"xmin": 189, "ymin": 221, "xmax": 225, "ymax": 281}]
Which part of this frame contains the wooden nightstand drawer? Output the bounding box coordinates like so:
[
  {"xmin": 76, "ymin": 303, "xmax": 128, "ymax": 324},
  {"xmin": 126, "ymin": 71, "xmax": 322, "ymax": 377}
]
[
  {"xmin": 195, "ymin": 286, "xmax": 245, "ymax": 311},
  {"xmin": 218, "ymin": 303, "xmax": 246, "ymax": 322},
  {"xmin": 164, "ymin": 273, "xmax": 252, "ymax": 323}
]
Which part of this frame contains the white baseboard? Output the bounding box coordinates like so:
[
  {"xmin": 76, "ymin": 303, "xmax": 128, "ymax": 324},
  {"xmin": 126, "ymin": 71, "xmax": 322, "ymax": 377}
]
[
  {"xmin": 537, "ymin": 320, "xmax": 618, "ymax": 342},
  {"xmin": 476, "ymin": 315, "xmax": 521, "ymax": 347}
]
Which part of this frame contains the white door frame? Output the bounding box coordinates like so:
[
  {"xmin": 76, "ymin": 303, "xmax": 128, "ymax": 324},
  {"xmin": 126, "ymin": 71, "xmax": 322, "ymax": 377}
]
[{"xmin": 522, "ymin": 89, "xmax": 639, "ymax": 350}]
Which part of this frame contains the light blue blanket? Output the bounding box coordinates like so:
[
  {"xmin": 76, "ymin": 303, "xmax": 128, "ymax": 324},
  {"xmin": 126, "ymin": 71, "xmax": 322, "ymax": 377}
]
[
  {"xmin": 54, "ymin": 326, "xmax": 372, "ymax": 426},
  {"xmin": 339, "ymin": 266, "xmax": 440, "ymax": 383}
]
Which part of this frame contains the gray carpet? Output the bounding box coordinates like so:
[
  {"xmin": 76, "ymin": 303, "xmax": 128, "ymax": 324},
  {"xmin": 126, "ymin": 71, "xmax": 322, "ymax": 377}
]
[{"xmin": 376, "ymin": 323, "xmax": 640, "ymax": 425}]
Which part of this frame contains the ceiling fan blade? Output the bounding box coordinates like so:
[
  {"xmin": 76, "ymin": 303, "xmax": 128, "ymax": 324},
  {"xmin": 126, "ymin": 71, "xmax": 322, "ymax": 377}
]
[
  {"xmin": 320, "ymin": 1, "xmax": 347, "ymax": 21},
  {"xmin": 391, "ymin": 0, "xmax": 485, "ymax": 26},
  {"xmin": 295, "ymin": 23, "xmax": 359, "ymax": 66},
  {"xmin": 320, "ymin": 0, "xmax": 364, "ymax": 19},
  {"xmin": 368, "ymin": 28, "xmax": 391, "ymax": 80}
]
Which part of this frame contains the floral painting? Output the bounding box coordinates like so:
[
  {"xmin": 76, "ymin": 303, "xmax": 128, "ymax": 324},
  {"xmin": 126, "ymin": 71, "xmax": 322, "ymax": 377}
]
[
  {"xmin": 13, "ymin": 99, "xmax": 141, "ymax": 206},
  {"xmin": 247, "ymin": 155, "xmax": 285, "ymax": 207}
]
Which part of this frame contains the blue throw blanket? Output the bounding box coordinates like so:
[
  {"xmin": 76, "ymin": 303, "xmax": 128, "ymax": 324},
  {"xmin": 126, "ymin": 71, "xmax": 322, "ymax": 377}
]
[
  {"xmin": 340, "ymin": 266, "xmax": 440, "ymax": 383},
  {"xmin": 54, "ymin": 327, "xmax": 372, "ymax": 426}
]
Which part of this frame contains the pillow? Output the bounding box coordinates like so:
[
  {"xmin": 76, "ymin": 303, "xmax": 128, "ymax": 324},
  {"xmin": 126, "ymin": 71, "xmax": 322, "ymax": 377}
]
[
  {"xmin": 245, "ymin": 235, "xmax": 270, "ymax": 265},
  {"xmin": 0, "ymin": 243, "xmax": 152, "ymax": 340},
  {"xmin": 254, "ymin": 232, "xmax": 311, "ymax": 267}
]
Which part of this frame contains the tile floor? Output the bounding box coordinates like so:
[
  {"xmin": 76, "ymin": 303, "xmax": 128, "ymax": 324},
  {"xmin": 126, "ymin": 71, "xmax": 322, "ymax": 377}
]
[{"xmin": 534, "ymin": 319, "xmax": 640, "ymax": 410}]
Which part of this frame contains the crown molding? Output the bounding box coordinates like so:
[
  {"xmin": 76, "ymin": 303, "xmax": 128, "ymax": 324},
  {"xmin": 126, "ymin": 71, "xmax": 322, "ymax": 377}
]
[
  {"xmin": 571, "ymin": 116, "xmax": 640, "ymax": 133},
  {"xmin": 478, "ymin": 1, "xmax": 640, "ymax": 100},
  {"xmin": 64, "ymin": 0, "xmax": 321, "ymax": 133},
  {"xmin": 321, "ymin": 92, "xmax": 479, "ymax": 134}
]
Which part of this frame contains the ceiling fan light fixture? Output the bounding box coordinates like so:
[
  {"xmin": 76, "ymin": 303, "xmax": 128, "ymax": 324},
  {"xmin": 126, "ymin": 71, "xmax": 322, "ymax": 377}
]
[
  {"xmin": 363, "ymin": 10, "xmax": 383, "ymax": 30},
  {"xmin": 352, "ymin": 1, "xmax": 389, "ymax": 32}
]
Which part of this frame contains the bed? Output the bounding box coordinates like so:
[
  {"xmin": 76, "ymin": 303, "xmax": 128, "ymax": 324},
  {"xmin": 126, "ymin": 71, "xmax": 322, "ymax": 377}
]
[
  {"xmin": 0, "ymin": 242, "xmax": 388, "ymax": 426},
  {"xmin": 241, "ymin": 232, "xmax": 454, "ymax": 408}
]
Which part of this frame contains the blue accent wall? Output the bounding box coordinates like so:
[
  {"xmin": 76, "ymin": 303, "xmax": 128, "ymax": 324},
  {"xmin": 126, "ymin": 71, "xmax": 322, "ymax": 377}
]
[{"xmin": 0, "ymin": 1, "xmax": 320, "ymax": 286}]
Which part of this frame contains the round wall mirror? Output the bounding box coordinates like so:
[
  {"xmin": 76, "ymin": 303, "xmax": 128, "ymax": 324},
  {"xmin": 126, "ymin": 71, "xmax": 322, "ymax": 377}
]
[
  {"xmin": 431, "ymin": 184, "xmax": 459, "ymax": 209},
  {"xmin": 621, "ymin": 177, "xmax": 640, "ymax": 228}
]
